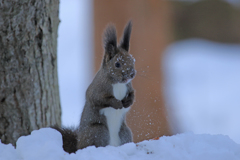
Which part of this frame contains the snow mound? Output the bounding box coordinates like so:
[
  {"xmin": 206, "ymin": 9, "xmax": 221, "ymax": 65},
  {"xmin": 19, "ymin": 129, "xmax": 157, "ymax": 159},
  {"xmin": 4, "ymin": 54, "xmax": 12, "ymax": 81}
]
[
  {"xmin": 16, "ymin": 128, "xmax": 65, "ymax": 160},
  {"xmin": 0, "ymin": 128, "xmax": 240, "ymax": 160}
]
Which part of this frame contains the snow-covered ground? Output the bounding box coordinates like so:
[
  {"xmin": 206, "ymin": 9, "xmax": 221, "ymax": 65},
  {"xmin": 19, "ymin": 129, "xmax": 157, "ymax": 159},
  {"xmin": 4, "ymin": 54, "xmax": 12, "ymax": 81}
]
[
  {"xmin": 164, "ymin": 39, "xmax": 240, "ymax": 144},
  {"xmin": 1, "ymin": 128, "xmax": 240, "ymax": 160}
]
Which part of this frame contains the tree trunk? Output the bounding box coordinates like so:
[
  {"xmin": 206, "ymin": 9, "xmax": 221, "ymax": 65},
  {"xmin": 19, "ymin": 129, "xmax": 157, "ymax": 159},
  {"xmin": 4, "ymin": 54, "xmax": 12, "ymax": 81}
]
[{"xmin": 0, "ymin": 0, "xmax": 61, "ymax": 146}]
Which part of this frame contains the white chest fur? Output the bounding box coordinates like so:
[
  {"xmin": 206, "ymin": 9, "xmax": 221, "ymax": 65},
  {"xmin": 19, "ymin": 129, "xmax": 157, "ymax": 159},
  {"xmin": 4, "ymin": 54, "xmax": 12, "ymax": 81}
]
[
  {"xmin": 99, "ymin": 83, "xmax": 129, "ymax": 146},
  {"xmin": 112, "ymin": 83, "xmax": 128, "ymax": 101},
  {"xmin": 100, "ymin": 107, "xmax": 130, "ymax": 146}
]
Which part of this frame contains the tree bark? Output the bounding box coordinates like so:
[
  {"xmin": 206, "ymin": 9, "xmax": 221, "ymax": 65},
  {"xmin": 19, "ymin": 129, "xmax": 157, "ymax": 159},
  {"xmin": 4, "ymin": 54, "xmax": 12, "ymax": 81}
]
[{"xmin": 0, "ymin": 0, "xmax": 61, "ymax": 146}]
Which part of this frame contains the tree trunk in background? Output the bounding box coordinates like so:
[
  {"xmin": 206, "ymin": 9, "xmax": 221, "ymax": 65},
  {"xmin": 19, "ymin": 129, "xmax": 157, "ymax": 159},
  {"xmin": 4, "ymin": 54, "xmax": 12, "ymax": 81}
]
[
  {"xmin": 94, "ymin": 0, "xmax": 172, "ymax": 142},
  {"xmin": 0, "ymin": 0, "xmax": 61, "ymax": 146}
]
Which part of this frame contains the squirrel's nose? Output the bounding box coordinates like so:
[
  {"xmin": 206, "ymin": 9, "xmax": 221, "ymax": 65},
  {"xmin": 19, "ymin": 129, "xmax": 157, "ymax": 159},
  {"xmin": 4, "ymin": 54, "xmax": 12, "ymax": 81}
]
[
  {"xmin": 129, "ymin": 69, "xmax": 136, "ymax": 79},
  {"xmin": 123, "ymin": 68, "xmax": 136, "ymax": 79},
  {"xmin": 130, "ymin": 70, "xmax": 136, "ymax": 78}
]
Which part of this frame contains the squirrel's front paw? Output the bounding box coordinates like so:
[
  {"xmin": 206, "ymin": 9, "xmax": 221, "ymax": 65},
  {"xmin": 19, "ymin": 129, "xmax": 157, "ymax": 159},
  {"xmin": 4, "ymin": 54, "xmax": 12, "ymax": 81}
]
[
  {"xmin": 122, "ymin": 92, "xmax": 134, "ymax": 108},
  {"xmin": 122, "ymin": 99, "xmax": 133, "ymax": 108},
  {"xmin": 112, "ymin": 99, "xmax": 124, "ymax": 109}
]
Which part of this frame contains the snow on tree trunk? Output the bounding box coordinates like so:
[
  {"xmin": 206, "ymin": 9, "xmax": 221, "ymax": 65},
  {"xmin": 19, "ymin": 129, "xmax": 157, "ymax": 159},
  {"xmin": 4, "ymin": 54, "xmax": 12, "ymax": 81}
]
[{"xmin": 0, "ymin": 0, "xmax": 61, "ymax": 146}]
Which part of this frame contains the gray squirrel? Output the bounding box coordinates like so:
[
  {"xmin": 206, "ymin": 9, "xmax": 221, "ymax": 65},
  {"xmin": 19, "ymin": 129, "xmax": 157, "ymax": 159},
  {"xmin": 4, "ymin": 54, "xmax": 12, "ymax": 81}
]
[{"xmin": 53, "ymin": 21, "xmax": 136, "ymax": 153}]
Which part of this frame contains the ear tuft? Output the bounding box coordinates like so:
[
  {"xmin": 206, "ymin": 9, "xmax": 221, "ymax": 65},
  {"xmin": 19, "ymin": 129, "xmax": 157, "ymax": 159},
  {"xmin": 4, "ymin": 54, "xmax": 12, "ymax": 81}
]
[
  {"xmin": 103, "ymin": 24, "xmax": 117, "ymax": 59},
  {"xmin": 120, "ymin": 21, "xmax": 132, "ymax": 52}
]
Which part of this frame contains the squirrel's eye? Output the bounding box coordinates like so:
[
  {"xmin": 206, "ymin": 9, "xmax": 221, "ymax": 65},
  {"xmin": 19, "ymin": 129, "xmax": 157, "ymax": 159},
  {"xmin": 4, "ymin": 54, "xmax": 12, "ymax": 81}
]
[{"xmin": 115, "ymin": 62, "xmax": 121, "ymax": 68}]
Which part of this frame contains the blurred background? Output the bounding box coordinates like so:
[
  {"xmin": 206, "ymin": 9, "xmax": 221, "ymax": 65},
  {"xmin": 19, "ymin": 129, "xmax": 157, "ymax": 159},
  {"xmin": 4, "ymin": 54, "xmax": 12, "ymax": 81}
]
[{"xmin": 58, "ymin": 0, "xmax": 240, "ymax": 144}]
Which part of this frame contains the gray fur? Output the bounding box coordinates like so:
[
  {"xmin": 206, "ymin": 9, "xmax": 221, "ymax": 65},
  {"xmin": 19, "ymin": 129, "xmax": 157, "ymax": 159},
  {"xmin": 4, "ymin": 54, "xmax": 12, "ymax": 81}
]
[
  {"xmin": 78, "ymin": 21, "xmax": 135, "ymax": 149},
  {"xmin": 54, "ymin": 21, "xmax": 135, "ymax": 153}
]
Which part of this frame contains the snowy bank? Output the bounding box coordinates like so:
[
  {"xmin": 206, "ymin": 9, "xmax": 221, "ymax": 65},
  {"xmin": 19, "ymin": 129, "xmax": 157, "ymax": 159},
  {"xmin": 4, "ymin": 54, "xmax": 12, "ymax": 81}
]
[{"xmin": 0, "ymin": 128, "xmax": 239, "ymax": 160}]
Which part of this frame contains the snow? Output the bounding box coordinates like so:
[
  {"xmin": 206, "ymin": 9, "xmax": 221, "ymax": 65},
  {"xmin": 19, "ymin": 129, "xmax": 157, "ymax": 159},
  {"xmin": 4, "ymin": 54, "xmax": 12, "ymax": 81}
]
[
  {"xmin": 16, "ymin": 129, "xmax": 64, "ymax": 160},
  {"xmin": 164, "ymin": 38, "xmax": 240, "ymax": 144},
  {"xmin": 1, "ymin": 128, "xmax": 240, "ymax": 160}
]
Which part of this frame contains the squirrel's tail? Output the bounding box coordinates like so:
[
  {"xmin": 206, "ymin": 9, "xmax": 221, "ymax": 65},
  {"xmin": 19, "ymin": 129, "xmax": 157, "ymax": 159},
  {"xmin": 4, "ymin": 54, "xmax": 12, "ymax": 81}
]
[{"xmin": 51, "ymin": 126, "xmax": 78, "ymax": 153}]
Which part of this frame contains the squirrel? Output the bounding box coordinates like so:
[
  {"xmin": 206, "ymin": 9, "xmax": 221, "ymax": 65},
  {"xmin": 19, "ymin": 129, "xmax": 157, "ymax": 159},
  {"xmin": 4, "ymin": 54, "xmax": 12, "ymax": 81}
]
[{"xmin": 53, "ymin": 21, "xmax": 136, "ymax": 153}]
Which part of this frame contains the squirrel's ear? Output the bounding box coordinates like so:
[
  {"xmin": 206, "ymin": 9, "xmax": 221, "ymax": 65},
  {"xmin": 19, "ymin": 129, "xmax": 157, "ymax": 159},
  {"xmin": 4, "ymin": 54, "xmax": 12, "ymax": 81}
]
[
  {"xmin": 103, "ymin": 25, "xmax": 117, "ymax": 62},
  {"xmin": 120, "ymin": 21, "xmax": 132, "ymax": 52}
]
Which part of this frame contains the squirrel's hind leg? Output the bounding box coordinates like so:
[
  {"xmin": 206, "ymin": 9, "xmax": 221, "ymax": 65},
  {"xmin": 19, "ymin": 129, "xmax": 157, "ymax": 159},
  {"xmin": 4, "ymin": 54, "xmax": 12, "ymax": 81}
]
[
  {"xmin": 119, "ymin": 123, "xmax": 133, "ymax": 145},
  {"xmin": 77, "ymin": 124, "xmax": 109, "ymax": 149}
]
